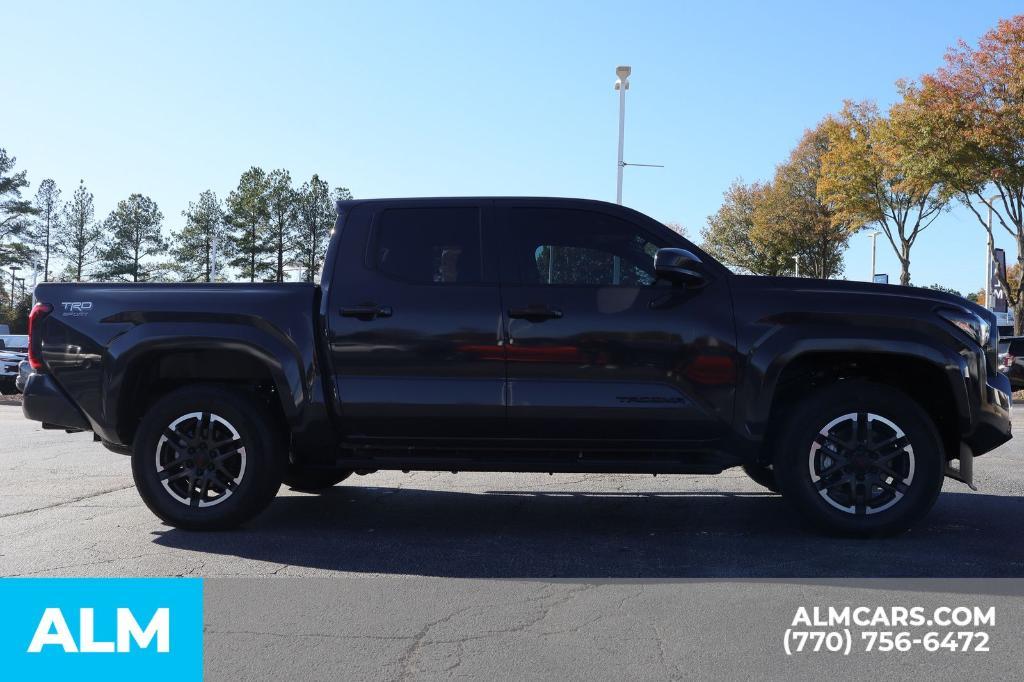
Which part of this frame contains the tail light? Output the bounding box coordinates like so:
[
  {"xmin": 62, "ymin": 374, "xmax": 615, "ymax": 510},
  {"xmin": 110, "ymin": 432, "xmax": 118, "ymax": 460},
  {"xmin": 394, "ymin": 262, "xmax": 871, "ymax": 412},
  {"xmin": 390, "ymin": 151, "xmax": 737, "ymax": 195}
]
[
  {"xmin": 1004, "ymin": 354, "xmax": 1016, "ymax": 369},
  {"xmin": 27, "ymin": 302, "xmax": 52, "ymax": 370}
]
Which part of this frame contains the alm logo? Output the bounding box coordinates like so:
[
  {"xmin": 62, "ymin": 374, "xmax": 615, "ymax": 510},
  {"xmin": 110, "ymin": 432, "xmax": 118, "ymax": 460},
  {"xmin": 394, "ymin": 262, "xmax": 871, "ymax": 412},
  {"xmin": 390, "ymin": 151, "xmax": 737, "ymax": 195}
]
[
  {"xmin": 28, "ymin": 607, "xmax": 170, "ymax": 653},
  {"xmin": 0, "ymin": 578, "xmax": 202, "ymax": 681}
]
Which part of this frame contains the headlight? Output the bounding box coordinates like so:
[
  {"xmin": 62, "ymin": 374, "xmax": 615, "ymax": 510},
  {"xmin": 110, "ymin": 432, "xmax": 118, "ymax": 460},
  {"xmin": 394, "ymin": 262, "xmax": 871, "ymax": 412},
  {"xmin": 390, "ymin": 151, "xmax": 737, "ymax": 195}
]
[{"xmin": 938, "ymin": 308, "xmax": 991, "ymax": 347}]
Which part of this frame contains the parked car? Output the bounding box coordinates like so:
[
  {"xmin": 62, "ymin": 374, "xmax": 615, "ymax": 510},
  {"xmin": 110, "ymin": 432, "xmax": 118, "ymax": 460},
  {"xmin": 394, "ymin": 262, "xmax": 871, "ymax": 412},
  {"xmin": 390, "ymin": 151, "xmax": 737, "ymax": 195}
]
[
  {"xmin": 998, "ymin": 336, "xmax": 1024, "ymax": 391},
  {"xmin": 1, "ymin": 346, "xmax": 26, "ymax": 395},
  {"xmin": 20, "ymin": 197, "xmax": 1012, "ymax": 536},
  {"xmin": 0, "ymin": 334, "xmax": 28, "ymax": 352}
]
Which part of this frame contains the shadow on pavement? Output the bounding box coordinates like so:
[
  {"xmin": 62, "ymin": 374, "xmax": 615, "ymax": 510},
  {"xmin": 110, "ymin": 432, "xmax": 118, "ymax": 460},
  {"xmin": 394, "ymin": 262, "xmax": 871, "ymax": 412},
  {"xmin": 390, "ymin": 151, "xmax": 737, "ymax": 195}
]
[{"xmin": 151, "ymin": 486, "xmax": 1024, "ymax": 578}]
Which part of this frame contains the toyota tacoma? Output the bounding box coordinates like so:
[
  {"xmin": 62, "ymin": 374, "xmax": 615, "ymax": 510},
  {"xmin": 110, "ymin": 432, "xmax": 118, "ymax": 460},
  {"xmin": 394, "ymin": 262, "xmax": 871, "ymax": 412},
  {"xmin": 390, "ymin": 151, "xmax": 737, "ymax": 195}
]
[{"xmin": 20, "ymin": 197, "xmax": 1013, "ymax": 535}]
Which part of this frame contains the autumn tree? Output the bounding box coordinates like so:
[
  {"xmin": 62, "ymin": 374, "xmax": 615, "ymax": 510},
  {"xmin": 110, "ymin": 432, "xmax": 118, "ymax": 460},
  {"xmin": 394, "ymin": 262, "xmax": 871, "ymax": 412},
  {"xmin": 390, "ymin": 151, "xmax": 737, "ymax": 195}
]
[
  {"xmin": 171, "ymin": 190, "xmax": 226, "ymax": 282},
  {"xmin": 30, "ymin": 179, "xmax": 61, "ymax": 281},
  {"xmin": 701, "ymin": 180, "xmax": 791, "ymax": 275},
  {"xmin": 895, "ymin": 16, "xmax": 1024, "ymax": 330},
  {"xmin": 55, "ymin": 180, "xmax": 101, "ymax": 281},
  {"xmin": 97, "ymin": 194, "xmax": 165, "ymax": 282},
  {"xmin": 266, "ymin": 169, "xmax": 297, "ymax": 282},
  {"xmin": 665, "ymin": 222, "xmax": 689, "ymax": 238},
  {"xmin": 0, "ymin": 148, "xmax": 38, "ymax": 268},
  {"xmin": 819, "ymin": 101, "xmax": 949, "ymax": 285},
  {"xmin": 291, "ymin": 176, "xmax": 344, "ymax": 282},
  {"xmin": 226, "ymin": 166, "xmax": 273, "ymax": 282},
  {"xmin": 753, "ymin": 123, "xmax": 854, "ymax": 279}
]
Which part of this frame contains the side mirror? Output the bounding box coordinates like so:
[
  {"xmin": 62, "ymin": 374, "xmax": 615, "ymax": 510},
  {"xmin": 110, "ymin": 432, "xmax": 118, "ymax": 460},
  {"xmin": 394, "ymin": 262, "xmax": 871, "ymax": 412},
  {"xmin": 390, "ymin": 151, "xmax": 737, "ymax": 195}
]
[{"xmin": 654, "ymin": 248, "xmax": 707, "ymax": 286}]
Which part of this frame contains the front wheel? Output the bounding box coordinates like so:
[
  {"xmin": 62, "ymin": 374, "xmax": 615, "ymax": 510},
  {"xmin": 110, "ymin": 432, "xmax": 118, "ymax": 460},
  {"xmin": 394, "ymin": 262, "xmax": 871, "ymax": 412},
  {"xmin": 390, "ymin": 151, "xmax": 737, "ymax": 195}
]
[
  {"xmin": 132, "ymin": 386, "xmax": 286, "ymax": 530},
  {"xmin": 742, "ymin": 463, "xmax": 781, "ymax": 493},
  {"xmin": 774, "ymin": 381, "xmax": 944, "ymax": 537}
]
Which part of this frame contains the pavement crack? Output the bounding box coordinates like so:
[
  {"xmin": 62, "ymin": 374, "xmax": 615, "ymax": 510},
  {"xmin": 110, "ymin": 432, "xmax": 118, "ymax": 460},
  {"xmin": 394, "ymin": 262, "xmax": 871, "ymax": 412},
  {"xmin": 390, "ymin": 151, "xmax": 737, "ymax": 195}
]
[{"xmin": 0, "ymin": 484, "xmax": 136, "ymax": 519}]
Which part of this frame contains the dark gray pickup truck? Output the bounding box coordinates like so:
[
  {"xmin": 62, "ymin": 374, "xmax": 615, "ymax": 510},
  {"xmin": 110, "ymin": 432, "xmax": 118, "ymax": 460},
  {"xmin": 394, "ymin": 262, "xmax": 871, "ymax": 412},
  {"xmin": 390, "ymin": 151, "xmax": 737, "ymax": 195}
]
[{"xmin": 21, "ymin": 197, "xmax": 1012, "ymax": 535}]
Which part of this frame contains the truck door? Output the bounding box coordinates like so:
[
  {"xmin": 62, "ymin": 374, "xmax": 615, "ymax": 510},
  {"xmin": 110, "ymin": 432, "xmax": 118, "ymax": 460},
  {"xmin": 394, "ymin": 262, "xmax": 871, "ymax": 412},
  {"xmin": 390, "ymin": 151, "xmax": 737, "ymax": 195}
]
[
  {"xmin": 496, "ymin": 201, "xmax": 737, "ymax": 446},
  {"xmin": 325, "ymin": 201, "xmax": 505, "ymax": 442}
]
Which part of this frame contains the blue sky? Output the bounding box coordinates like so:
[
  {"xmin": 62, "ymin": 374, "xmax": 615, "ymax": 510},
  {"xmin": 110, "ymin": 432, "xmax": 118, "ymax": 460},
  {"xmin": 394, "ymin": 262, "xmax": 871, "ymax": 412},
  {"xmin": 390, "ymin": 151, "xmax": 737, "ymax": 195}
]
[{"xmin": 4, "ymin": 0, "xmax": 1022, "ymax": 292}]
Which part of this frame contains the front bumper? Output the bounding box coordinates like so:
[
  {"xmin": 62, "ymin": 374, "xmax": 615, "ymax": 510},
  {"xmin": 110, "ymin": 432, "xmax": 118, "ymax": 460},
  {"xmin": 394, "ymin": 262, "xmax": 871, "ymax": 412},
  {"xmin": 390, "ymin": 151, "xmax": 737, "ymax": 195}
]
[
  {"xmin": 964, "ymin": 370, "xmax": 1013, "ymax": 458},
  {"xmin": 0, "ymin": 353, "xmax": 22, "ymax": 381},
  {"xmin": 21, "ymin": 373, "xmax": 91, "ymax": 431}
]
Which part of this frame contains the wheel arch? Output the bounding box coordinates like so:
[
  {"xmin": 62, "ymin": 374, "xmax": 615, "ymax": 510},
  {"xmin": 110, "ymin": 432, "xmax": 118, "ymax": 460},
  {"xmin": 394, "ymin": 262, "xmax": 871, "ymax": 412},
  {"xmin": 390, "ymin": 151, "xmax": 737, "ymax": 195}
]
[
  {"xmin": 739, "ymin": 332, "xmax": 970, "ymax": 467},
  {"xmin": 103, "ymin": 327, "xmax": 304, "ymax": 447}
]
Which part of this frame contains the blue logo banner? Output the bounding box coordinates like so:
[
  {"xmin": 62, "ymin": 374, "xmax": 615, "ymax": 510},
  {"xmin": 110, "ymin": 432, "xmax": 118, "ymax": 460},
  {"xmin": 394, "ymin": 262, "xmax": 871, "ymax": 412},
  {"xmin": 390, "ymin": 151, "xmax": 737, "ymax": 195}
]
[{"xmin": 0, "ymin": 578, "xmax": 203, "ymax": 681}]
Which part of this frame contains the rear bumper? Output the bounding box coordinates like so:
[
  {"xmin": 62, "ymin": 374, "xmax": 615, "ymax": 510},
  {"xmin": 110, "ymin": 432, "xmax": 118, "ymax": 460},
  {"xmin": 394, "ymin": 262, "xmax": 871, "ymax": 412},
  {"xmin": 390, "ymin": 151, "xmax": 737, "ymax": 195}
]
[{"xmin": 21, "ymin": 373, "xmax": 91, "ymax": 431}]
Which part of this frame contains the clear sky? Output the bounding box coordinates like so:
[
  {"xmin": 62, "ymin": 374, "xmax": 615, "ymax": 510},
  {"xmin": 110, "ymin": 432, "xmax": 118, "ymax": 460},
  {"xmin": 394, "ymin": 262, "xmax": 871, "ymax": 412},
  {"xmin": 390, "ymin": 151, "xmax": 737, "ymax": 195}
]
[{"xmin": 5, "ymin": 0, "xmax": 1023, "ymax": 292}]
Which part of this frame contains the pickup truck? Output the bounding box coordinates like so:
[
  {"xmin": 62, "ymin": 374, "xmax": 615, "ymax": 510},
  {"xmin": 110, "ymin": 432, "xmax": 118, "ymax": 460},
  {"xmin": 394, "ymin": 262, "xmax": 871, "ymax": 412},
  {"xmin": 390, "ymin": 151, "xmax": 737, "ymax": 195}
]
[{"xmin": 20, "ymin": 197, "xmax": 1012, "ymax": 535}]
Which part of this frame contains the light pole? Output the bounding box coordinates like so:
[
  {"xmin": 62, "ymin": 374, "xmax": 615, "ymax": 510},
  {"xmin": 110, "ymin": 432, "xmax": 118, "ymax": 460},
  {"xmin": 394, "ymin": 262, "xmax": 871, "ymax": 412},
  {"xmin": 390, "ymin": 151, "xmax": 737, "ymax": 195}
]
[
  {"xmin": 868, "ymin": 230, "xmax": 880, "ymax": 280},
  {"xmin": 9, "ymin": 266, "xmax": 20, "ymax": 316},
  {"xmin": 614, "ymin": 65, "xmax": 630, "ymax": 205},
  {"xmin": 984, "ymin": 194, "xmax": 1001, "ymax": 311}
]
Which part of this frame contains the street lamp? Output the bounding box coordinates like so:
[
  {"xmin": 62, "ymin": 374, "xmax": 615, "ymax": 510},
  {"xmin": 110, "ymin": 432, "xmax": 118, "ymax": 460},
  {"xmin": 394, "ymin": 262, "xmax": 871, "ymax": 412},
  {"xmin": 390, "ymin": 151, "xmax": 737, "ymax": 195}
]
[
  {"xmin": 613, "ymin": 65, "xmax": 663, "ymax": 207},
  {"xmin": 614, "ymin": 65, "xmax": 631, "ymax": 205},
  {"xmin": 984, "ymin": 194, "xmax": 1002, "ymax": 311},
  {"xmin": 867, "ymin": 230, "xmax": 880, "ymax": 280}
]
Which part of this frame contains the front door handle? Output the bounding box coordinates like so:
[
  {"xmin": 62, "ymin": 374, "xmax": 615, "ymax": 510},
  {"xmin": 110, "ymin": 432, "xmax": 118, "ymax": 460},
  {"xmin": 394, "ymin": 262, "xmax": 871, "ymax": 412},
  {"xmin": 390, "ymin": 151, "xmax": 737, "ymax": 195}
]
[
  {"xmin": 340, "ymin": 304, "xmax": 393, "ymax": 321},
  {"xmin": 508, "ymin": 306, "xmax": 563, "ymax": 322}
]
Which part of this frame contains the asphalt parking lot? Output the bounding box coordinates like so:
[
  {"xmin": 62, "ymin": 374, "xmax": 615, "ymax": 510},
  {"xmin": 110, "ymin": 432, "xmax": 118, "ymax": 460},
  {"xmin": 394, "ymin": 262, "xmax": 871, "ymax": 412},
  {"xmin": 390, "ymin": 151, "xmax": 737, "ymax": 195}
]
[
  {"xmin": 2, "ymin": 401, "xmax": 1022, "ymax": 579},
  {"xmin": 2, "ymin": 401, "xmax": 1023, "ymax": 679}
]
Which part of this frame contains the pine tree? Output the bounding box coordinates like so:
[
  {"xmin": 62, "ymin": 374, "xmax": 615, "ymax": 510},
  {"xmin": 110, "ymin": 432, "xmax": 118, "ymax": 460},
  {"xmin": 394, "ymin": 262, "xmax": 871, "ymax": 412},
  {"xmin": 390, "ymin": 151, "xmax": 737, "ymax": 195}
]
[
  {"xmin": 266, "ymin": 169, "xmax": 297, "ymax": 282},
  {"xmin": 97, "ymin": 194, "xmax": 165, "ymax": 282},
  {"xmin": 225, "ymin": 167, "xmax": 273, "ymax": 282},
  {"xmin": 0, "ymin": 148, "xmax": 38, "ymax": 268},
  {"xmin": 291, "ymin": 176, "xmax": 347, "ymax": 283},
  {"xmin": 171, "ymin": 190, "xmax": 226, "ymax": 282},
  {"xmin": 31, "ymin": 179, "xmax": 61, "ymax": 281},
  {"xmin": 55, "ymin": 180, "xmax": 101, "ymax": 281}
]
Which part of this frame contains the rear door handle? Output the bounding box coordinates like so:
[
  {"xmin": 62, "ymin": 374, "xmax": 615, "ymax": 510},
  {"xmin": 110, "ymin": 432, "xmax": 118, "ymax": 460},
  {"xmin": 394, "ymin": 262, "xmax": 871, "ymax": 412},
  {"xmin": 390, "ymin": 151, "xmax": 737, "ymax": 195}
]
[
  {"xmin": 508, "ymin": 306, "xmax": 563, "ymax": 322},
  {"xmin": 340, "ymin": 304, "xmax": 393, "ymax": 321}
]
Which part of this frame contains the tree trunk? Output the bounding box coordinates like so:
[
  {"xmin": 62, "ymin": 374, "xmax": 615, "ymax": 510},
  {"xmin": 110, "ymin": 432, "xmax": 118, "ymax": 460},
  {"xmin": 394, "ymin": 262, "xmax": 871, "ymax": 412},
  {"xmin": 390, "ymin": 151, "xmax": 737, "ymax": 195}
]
[
  {"xmin": 1014, "ymin": 296, "xmax": 1024, "ymax": 336},
  {"xmin": 43, "ymin": 222, "xmax": 50, "ymax": 282},
  {"xmin": 278, "ymin": 228, "xmax": 284, "ymax": 283},
  {"xmin": 250, "ymin": 223, "xmax": 256, "ymax": 283},
  {"xmin": 899, "ymin": 240, "xmax": 911, "ymax": 286}
]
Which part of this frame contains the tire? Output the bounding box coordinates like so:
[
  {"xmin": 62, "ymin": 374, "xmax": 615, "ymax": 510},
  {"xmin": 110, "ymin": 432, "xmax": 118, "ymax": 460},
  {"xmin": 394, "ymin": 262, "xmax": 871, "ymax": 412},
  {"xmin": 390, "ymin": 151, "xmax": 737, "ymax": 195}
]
[
  {"xmin": 131, "ymin": 386, "xmax": 286, "ymax": 530},
  {"xmin": 774, "ymin": 380, "xmax": 944, "ymax": 537},
  {"xmin": 742, "ymin": 462, "xmax": 781, "ymax": 493},
  {"xmin": 283, "ymin": 466, "xmax": 351, "ymax": 492}
]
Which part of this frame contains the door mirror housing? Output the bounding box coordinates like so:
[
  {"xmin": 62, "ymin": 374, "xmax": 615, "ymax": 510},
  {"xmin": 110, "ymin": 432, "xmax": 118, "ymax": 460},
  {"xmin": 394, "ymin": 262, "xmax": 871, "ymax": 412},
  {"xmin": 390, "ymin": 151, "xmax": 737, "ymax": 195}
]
[{"xmin": 654, "ymin": 248, "xmax": 707, "ymax": 286}]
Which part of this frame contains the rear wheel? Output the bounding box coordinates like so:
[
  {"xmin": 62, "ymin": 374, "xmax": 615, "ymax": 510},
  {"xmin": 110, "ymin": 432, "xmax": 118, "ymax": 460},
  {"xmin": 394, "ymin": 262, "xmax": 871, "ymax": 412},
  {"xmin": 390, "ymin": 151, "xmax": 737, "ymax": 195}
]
[
  {"xmin": 774, "ymin": 380, "xmax": 944, "ymax": 537},
  {"xmin": 132, "ymin": 386, "xmax": 285, "ymax": 530}
]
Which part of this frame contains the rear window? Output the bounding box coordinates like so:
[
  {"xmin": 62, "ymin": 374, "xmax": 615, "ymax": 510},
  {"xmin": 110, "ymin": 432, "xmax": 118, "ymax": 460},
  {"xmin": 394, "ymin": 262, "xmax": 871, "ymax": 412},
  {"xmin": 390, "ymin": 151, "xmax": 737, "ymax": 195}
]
[{"xmin": 371, "ymin": 207, "xmax": 482, "ymax": 284}]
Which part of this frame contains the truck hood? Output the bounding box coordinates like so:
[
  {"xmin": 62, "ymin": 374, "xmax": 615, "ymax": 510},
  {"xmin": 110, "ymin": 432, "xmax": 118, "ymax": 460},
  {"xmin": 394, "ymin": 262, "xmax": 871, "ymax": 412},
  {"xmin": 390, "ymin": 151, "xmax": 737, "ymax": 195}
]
[{"xmin": 731, "ymin": 275, "xmax": 995, "ymax": 326}]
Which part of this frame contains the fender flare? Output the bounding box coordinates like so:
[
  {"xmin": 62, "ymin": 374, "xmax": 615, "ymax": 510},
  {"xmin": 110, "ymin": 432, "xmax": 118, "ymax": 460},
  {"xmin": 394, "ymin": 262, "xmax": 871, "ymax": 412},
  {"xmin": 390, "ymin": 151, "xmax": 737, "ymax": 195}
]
[
  {"xmin": 736, "ymin": 325, "xmax": 971, "ymax": 440},
  {"xmin": 100, "ymin": 320, "xmax": 308, "ymax": 444}
]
